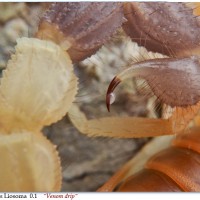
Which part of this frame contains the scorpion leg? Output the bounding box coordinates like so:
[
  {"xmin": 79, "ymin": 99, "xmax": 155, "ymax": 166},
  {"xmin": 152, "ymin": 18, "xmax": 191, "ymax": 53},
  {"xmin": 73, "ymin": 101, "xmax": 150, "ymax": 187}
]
[{"xmin": 68, "ymin": 104, "xmax": 172, "ymax": 138}]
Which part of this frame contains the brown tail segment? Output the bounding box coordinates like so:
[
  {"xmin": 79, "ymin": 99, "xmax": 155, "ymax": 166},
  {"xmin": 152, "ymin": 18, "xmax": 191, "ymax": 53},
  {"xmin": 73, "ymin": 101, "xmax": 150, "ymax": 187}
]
[{"xmin": 118, "ymin": 128, "xmax": 200, "ymax": 191}]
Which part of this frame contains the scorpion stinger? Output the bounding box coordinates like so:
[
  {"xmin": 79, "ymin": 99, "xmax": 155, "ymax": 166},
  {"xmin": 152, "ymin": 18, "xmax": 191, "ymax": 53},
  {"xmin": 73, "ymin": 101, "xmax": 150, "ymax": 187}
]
[{"xmin": 106, "ymin": 56, "xmax": 200, "ymax": 134}]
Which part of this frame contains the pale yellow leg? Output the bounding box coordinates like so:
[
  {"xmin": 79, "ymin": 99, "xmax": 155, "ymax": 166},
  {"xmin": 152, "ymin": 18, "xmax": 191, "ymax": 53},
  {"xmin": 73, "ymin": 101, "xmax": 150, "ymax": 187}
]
[{"xmin": 68, "ymin": 104, "xmax": 173, "ymax": 138}]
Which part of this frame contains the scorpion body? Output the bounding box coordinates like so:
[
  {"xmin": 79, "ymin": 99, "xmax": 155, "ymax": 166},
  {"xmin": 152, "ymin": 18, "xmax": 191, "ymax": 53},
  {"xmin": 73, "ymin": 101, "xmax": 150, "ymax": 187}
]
[{"xmin": 1, "ymin": 2, "xmax": 200, "ymax": 192}]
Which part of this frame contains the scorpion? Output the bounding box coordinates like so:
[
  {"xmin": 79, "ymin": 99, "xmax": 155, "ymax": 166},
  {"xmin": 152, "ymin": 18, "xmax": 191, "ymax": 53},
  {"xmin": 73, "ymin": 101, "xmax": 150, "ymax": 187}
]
[{"xmin": 1, "ymin": 2, "xmax": 200, "ymax": 192}]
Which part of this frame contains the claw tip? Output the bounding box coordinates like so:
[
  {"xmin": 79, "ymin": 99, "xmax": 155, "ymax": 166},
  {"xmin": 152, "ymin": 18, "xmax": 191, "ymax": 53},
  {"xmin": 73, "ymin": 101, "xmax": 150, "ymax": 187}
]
[{"xmin": 106, "ymin": 76, "xmax": 121, "ymax": 112}]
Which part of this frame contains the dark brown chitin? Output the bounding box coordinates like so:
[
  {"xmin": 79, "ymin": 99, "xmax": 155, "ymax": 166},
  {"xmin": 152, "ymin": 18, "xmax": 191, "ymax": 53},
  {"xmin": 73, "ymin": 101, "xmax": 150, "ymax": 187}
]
[
  {"xmin": 117, "ymin": 128, "xmax": 200, "ymax": 191},
  {"xmin": 123, "ymin": 2, "xmax": 200, "ymax": 56},
  {"xmin": 36, "ymin": 2, "xmax": 124, "ymax": 62}
]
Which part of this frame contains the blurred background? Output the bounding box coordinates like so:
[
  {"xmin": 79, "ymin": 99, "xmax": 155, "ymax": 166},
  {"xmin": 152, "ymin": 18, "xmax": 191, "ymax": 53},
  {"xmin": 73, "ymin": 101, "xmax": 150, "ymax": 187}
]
[{"xmin": 0, "ymin": 2, "xmax": 163, "ymax": 191}]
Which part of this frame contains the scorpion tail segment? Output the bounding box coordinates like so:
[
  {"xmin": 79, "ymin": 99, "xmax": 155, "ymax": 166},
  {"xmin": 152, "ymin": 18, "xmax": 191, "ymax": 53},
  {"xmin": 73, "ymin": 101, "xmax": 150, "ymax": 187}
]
[
  {"xmin": 123, "ymin": 2, "xmax": 200, "ymax": 57},
  {"xmin": 116, "ymin": 127, "xmax": 200, "ymax": 192},
  {"xmin": 0, "ymin": 131, "xmax": 61, "ymax": 191},
  {"xmin": 107, "ymin": 56, "xmax": 200, "ymax": 110},
  {"xmin": 145, "ymin": 129, "xmax": 200, "ymax": 192},
  {"xmin": 0, "ymin": 38, "xmax": 78, "ymax": 133},
  {"xmin": 37, "ymin": 2, "xmax": 124, "ymax": 62}
]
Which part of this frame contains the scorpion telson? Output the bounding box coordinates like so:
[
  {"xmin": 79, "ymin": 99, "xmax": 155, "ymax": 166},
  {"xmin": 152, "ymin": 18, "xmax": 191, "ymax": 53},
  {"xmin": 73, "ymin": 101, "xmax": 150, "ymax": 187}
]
[
  {"xmin": 106, "ymin": 56, "xmax": 200, "ymax": 110},
  {"xmin": 105, "ymin": 2, "xmax": 200, "ymax": 136}
]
